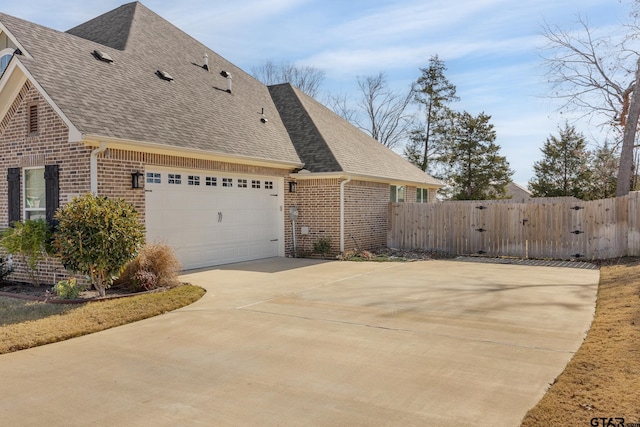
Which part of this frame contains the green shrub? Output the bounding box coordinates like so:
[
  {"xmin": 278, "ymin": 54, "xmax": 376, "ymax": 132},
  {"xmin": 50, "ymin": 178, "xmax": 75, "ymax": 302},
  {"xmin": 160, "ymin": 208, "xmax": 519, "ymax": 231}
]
[
  {"xmin": 313, "ymin": 237, "xmax": 332, "ymax": 256},
  {"xmin": 116, "ymin": 243, "xmax": 182, "ymax": 291},
  {"xmin": 0, "ymin": 220, "xmax": 52, "ymax": 286},
  {"xmin": 53, "ymin": 194, "xmax": 145, "ymax": 297},
  {"xmin": 53, "ymin": 278, "xmax": 84, "ymax": 299},
  {"xmin": 0, "ymin": 256, "xmax": 14, "ymax": 281}
]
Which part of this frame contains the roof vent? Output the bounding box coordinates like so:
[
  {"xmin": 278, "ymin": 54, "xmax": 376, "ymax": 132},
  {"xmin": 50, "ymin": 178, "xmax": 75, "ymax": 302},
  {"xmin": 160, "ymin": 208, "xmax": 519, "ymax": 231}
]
[
  {"xmin": 202, "ymin": 53, "xmax": 209, "ymax": 71},
  {"xmin": 220, "ymin": 70, "xmax": 232, "ymax": 93},
  {"xmin": 92, "ymin": 49, "xmax": 113, "ymax": 63},
  {"xmin": 156, "ymin": 70, "xmax": 174, "ymax": 81}
]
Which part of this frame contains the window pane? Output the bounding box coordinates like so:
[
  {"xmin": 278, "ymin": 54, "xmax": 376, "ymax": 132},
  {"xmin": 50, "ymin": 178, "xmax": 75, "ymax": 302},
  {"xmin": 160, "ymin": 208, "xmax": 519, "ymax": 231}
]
[
  {"xmin": 0, "ymin": 54, "xmax": 11, "ymax": 75},
  {"xmin": 390, "ymin": 185, "xmax": 397, "ymax": 202},
  {"xmin": 25, "ymin": 168, "xmax": 45, "ymax": 210},
  {"xmin": 397, "ymin": 186, "xmax": 405, "ymax": 203}
]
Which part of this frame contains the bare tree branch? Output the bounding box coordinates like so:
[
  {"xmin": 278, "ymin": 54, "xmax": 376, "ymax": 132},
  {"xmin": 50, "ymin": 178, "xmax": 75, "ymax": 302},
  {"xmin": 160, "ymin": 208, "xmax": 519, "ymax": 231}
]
[
  {"xmin": 251, "ymin": 59, "xmax": 325, "ymax": 98},
  {"xmin": 353, "ymin": 72, "xmax": 415, "ymax": 149},
  {"xmin": 540, "ymin": 13, "xmax": 640, "ymax": 195}
]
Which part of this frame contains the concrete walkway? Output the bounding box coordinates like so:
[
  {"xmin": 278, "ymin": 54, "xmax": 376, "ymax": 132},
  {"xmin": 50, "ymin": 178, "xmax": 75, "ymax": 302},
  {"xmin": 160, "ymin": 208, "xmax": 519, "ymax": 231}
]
[{"xmin": 0, "ymin": 259, "xmax": 599, "ymax": 426}]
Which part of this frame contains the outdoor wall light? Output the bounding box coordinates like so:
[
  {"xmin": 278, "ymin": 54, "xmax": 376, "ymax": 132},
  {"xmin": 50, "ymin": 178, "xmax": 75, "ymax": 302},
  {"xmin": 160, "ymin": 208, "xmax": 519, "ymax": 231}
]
[
  {"xmin": 289, "ymin": 181, "xmax": 297, "ymax": 193},
  {"xmin": 131, "ymin": 171, "xmax": 144, "ymax": 189}
]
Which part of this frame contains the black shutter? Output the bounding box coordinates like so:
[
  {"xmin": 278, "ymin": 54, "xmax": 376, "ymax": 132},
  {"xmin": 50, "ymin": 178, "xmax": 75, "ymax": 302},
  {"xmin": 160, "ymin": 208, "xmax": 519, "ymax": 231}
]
[
  {"xmin": 44, "ymin": 164, "xmax": 59, "ymax": 227},
  {"xmin": 7, "ymin": 167, "xmax": 20, "ymax": 225}
]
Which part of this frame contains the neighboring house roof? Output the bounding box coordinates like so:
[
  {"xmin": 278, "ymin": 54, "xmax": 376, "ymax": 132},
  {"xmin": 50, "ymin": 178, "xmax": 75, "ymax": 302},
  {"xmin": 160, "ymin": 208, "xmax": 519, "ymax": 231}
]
[
  {"xmin": 269, "ymin": 83, "xmax": 442, "ymax": 187},
  {"xmin": 507, "ymin": 182, "xmax": 532, "ymax": 202},
  {"xmin": 0, "ymin": 2, "xmax": 301, "ymax": 167}
]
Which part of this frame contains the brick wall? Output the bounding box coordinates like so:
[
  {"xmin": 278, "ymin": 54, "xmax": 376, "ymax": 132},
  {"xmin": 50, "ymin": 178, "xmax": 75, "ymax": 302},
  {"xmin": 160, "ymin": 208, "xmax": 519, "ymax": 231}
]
[
  {"xmin": 344, "ymin": 180, "xmax": 389, "ymax": 252},
  {"xmin": 284, "ymin": 178, "xmax": 341, "ymax": 257},
  {"xmin": 283, "ymin": 178, "xmax": 394, "ymax": 256},
  {"xmin": 0, "ymin": 82, "xmax": 90, "ymax": 285}
]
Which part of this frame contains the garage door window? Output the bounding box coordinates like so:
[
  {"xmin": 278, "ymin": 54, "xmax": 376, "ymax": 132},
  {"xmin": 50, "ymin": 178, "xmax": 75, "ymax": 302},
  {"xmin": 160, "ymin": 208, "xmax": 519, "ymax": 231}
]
[
  {"xmin": 252, "ymin": 180, "xmax": 260, "ymax": 189},
  {"xmin": 222, "ymin": 178, "xmax": 232, "ymax": 187},
  {"xmin": 206, "ymin": 177, "xmax": 217, "ymax": 186},
  {"xmin": 188, "ymin": 176, "xmax": 200, "ymax": 186},
  {"xmin": 238, "ymin": 179, "xmax": 247, "ymax": 188},
  {"xmin": 265, "ymin": 181, "xmax": 273, "ymax": 190},
  {"xmin": 146, "ymin": 172, "xmax": 161, "ymax": 184},
  {"xmin": 168, "ymin": 174, "xmax": 182, "ymax": 184}
]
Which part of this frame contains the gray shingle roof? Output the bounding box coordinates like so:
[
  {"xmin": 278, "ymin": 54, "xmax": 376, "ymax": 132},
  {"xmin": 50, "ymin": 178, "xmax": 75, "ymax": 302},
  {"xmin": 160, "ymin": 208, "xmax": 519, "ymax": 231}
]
[
  {"xmin": 269, "ymin": 84, "xmax": 442, "ymax": 186},
  {"xmin": 66, "ymin": 2, "xmax": 136, "ymax": 51},
  {"xmin": 0, "ymin": 2, "xmax": 302, "ymax": 166}
]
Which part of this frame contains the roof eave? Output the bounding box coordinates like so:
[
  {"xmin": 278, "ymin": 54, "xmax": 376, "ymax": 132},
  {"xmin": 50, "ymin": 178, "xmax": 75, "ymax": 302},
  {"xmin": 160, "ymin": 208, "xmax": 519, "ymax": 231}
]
[
  {"xmin": 0, "ymin": 20, "xmax": 33, "ymax": 59},
  {"xmin": 81, "ymin": 134, "xmax": 304, "ymax": 170},
  {"xmin": 0, "ymin": 60, "xmax": 83, "ymax": 142},
  {"xmin": 290, "ymin": 171, "xmax": 444, "ymax": 188}
]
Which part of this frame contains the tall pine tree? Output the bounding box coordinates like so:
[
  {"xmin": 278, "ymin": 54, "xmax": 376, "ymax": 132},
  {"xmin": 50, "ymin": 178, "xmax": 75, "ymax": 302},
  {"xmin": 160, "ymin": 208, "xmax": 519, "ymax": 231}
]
[
  {"xmin": 444, "ymin": 111, "xmax": 513, "ymax": 200},
  {"xmin": 528, "ymin": 124, "xmax": 591, "ymax": 199},
  {"xmin": 404, "ymin": 55, "xmax": 459, "ymax": 174}
]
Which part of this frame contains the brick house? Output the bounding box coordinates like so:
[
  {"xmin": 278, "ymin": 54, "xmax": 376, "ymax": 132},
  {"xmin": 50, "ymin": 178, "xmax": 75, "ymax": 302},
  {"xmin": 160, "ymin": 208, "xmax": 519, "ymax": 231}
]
[{"xmin": 0, "ymin": 2, "xmax": 441, "ymax": 280}]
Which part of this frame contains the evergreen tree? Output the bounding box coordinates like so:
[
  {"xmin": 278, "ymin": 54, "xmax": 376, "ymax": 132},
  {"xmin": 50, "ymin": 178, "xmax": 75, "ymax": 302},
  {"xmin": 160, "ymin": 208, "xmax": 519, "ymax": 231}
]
[
  {"xmin": 587, "ymin": 142, "xmax": 619, "ymax": 199},
  {"xmin": 444, "ymin": 111, "xmax": 513, "ymax": 200},
  {"xmin": 528, "ymin": 124, "xmax": 591, "ymax": 199},
  {"xmin": 405, "ymin": 55, "xmax": 459, "ymax": 173}
]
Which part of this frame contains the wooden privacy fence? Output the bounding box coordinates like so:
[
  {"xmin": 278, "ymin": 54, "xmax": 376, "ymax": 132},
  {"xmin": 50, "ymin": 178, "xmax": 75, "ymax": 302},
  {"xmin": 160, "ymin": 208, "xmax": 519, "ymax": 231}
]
[{"xmin": 388, "ymin": 192, "xmax": 640, "ymax": 260}]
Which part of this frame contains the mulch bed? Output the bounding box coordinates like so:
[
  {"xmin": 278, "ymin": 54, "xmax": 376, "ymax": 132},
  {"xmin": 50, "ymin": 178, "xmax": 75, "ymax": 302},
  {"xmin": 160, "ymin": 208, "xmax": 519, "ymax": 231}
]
[{"xmin": 0, "ymin": 280, "xmax": 144, "ymax": 304}]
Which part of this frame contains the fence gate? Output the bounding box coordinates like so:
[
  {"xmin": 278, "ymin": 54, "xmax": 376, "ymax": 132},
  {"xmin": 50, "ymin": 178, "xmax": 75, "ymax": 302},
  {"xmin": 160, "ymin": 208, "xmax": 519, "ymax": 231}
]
[{"xmin": 470, "ymin": 204, "xmax": 488, "ymax": 255}]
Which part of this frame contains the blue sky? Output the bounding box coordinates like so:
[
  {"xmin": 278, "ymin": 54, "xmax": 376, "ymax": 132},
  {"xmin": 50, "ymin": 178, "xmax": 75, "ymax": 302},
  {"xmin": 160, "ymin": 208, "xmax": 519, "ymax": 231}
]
[{"xmin": 1, "ymin": 0, "xmax": 630, "ymax": 186}]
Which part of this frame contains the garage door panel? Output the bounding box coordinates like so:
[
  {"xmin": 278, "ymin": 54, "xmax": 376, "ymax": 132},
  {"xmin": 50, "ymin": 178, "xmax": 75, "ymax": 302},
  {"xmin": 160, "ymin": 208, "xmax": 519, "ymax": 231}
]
[{"xmin": 146, "ymin": 169, "xmax": 282, "ymax": 270}]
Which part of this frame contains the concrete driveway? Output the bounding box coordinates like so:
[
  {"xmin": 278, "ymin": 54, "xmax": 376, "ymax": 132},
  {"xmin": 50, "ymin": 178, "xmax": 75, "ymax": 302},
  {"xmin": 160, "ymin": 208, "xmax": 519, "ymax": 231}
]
[{"xmin": 0, "ymin": 259, "xmax": 598, "ymax": 426}]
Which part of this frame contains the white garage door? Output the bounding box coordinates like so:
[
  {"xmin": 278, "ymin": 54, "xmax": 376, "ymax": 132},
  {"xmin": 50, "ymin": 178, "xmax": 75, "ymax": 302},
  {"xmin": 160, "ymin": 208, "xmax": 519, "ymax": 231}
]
[{"xmin": 145, "ymin": 168, "xmax": 283, "ymax": 270}]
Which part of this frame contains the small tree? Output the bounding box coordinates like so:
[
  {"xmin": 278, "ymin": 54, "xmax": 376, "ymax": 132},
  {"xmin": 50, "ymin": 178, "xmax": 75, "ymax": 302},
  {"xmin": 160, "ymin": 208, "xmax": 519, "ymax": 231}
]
[
  {"xmin": 528, "ymin": 124, "xmax": 591, "ymax": 199},
  {"xmin": 587, "ymin": 141, "xmax": 619, "ymax": 199},
  {"xmin": 443, "ymin": 111, "xmax": 513, "ymax": 200},
  {"xmin": 53, "ymin": 194, "xmax": 145, "ymax": 297},
  {"xmin": 0, "ymin": 219, "xmax": 52, "ymax": 286}
]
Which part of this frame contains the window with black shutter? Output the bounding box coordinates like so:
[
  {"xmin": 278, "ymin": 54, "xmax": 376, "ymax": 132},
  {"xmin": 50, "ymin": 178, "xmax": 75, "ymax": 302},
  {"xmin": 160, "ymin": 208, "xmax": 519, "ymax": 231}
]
[
  {"xmin": 44, "ymin": 164, "xmax": 59, "ymax": 226},
  {"xmin": 7, "ymin": 167, "xmax": 20, "ymax": 224}
]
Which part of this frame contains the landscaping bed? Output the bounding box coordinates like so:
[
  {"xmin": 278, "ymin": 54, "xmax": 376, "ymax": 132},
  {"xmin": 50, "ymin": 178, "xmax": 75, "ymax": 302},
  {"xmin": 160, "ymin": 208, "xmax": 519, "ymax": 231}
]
[
  {"xmin": 0, "ymin": 284, "xmax": 206, "ymax": 355},
  {"xmin": 0, "ymin": 280, "xmax": 164, "ymax": 303}
]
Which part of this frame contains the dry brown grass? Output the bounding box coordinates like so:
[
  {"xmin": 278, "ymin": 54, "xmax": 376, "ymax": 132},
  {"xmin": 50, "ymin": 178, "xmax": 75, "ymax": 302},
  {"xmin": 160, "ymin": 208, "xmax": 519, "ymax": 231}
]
[
  {"xmin": 0, "ymin": 285, "xmax": 205, "ymax": 355},
  {"xmin": 521, "ymin": 262, "xmax": 640, "ymax": 425},
  {"xmin": 117, "ymin": 242, "xmax": 183, "ymax": 290}
]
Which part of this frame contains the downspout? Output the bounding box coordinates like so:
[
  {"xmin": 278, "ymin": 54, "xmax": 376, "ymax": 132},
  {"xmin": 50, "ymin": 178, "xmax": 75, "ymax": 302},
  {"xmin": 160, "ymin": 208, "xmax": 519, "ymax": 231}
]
[
  {"xmin": 90, "ymin": 142, "xmax": 107, "ymax": 195},
  {"xmin": 340, "ymin": 176, "xmax": 352, "ymax": 253}
]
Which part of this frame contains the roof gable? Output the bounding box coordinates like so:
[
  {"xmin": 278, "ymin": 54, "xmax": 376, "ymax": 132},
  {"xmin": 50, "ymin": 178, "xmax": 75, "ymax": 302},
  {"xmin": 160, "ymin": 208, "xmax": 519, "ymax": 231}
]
[
  {"xmin": 268, "ymin": 84, "xmax": 341, "ymax": 172},
  {"xmin": 66, "ymin": 2, "xmax": 137, "ymax": 51},
  {"xmin": 271, "ymin": 83, "xmax": 442, "ymax": 186}
]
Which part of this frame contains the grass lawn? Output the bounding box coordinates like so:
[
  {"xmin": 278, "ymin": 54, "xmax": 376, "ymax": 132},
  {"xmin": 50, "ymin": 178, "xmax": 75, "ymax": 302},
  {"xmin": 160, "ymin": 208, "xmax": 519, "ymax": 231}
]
[
  {"xmin": 0, "ymin": 285, "xmax": 205, "ymax": 355},
  {"xmin": 521, "ymin": 261, "xmax": 640, "ymax": 425}
]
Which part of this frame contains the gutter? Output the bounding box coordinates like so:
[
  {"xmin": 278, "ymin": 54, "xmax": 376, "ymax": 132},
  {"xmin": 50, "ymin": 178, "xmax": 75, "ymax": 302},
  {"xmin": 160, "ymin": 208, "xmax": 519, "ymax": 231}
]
[
  {"xmin": 90, "ymin": 142, "xmax": 107, "ymax": 194},
  {"xmin": 290, "ymin": 171, "xmax": 444, "ymax": 189},
  {"xmin": 82, "ymin": 134, "xmax": 304, "ymax": 170},
  {"xmin": 339, "ymin": 176, "xmax": 352, "ymax": 253}
]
